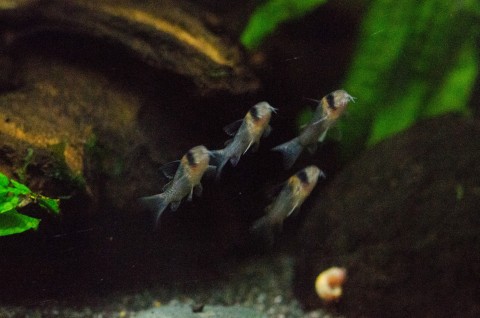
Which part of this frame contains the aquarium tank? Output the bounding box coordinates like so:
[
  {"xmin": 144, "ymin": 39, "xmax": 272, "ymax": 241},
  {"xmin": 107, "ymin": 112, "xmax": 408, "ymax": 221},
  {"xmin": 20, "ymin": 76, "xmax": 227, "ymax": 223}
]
[{"xmin": 0, "ymin": 0, "xmax": 479, "ymax": 317}]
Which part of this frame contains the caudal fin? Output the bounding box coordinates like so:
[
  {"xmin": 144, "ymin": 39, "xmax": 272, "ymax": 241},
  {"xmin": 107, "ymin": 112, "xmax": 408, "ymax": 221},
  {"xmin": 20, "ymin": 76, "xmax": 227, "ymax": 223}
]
[
  {"xmin": 209, "ymin": 149, "xmax": 228, "ymax": 180},
  {"xmin": 250, "ymin": 216, "xmax": 280, "ymax": 246},
  {"xmin": 138, "ymin": 194, "xmax": 169, "ymax": 228},
  {"xmin": 272, "ymin": 137, "xmax": 304, "ymax": 169}
]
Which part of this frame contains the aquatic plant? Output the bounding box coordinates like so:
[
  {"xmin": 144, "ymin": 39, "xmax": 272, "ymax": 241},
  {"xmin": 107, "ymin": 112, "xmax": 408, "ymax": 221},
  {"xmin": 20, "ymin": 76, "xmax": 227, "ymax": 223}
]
[
  {"xmin": 340, "ymin": 0, "xmax": 480, "ymax": 158},
  {"xmin": 0, "ymin": 172, "xmax": 59, "ymax": 236},
  {"xmin": 240, "ymin": 0, "xmax": 328, "ymax": 50},
  {"xmin": 241, "ymin": 0, "xmax": 479, "ymax": 158}
]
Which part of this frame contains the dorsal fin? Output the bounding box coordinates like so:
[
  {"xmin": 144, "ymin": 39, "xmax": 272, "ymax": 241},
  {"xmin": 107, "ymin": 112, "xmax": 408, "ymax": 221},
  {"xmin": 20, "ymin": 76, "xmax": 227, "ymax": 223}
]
[
  {"xmin": 159, "ymin": 160, "xmax": 180, "ymax": 179},
  {"xmin": 224, "ymin": 138, "xmax": 233, "ymax": 146},
  {"xmin": 162, "ymin": 179, "xmax": 173, "ymax": 191},
  {"xmin": 223, "ymin": 119, "xmax": 243, "ymax": 136},
  {"xmin": 303, "ymin": 97, "xmax": 321, "ymax": 104}
]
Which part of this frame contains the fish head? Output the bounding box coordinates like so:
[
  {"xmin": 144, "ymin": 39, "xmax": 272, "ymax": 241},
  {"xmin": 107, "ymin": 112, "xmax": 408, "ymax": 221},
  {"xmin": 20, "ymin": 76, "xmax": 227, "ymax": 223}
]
[
  {"xmin": 293, "ymin": 165, "xmax": 322, "ymax": 197},
  {"xmin": 300, "ymin": 165, "xmax": 322, "ymax": 184},
  {"xmin": 322, "ymin": 90, "xmax": 355, "ymax": 120},
  {"xmin": 246, "ymin": 101, "xmax": 276, "ymax": 135},
  {"xmin": 183, "ymin": 145, "xmax": 210, "ymax": 172},
  {"xmin": 249, "ymin": 101, "xmax": 276, "ymax": 121}
]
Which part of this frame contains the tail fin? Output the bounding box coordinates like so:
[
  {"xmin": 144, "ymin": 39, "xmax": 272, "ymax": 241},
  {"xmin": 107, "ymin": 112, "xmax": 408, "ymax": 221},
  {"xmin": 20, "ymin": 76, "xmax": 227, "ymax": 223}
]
[
  {"xmin": 272, "ymin": 137, "xmax": 304, "ymax": 169},
  {"xmin": 209, "ymin": 149, "xmax": 227, "ymax": 180},
  {"xmin": 138, "ymin": 194, "xmax": 169, "ymax": 228},
  {"xmin": 250, "ymin": 215, "xmax": 280, "ymax": 247}
]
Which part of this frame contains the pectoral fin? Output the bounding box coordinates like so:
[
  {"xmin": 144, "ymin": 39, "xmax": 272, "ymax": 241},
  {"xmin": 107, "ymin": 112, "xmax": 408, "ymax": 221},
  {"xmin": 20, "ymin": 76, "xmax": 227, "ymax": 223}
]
[
  {"xmin": 263, "ymin": 125, "xmax": 272, "ymax": 138},
  {"xmin": 194, "ymin": 184, "xmax": 203, "ymax": 197},
  {"xmin": 251, "ymin": 142, "xmax": 260, "ymax": 152},
  {"xmin": 243, "ymin": 140, "xmax": 254, "ymax": 155},
  {"xmin": 318, "ymin": 128, "xmax": 329, "ymax": 142},
  {"xmin": 229, "ymin": 155, "xmax": 240, "ymax": 167},
  {"xmin": 286, "ymin": 204, "xmax": 299, "ymax": 217},
  {"xmin": 204, "ymin": 165, "xmax": 217, "ymax": 179}
]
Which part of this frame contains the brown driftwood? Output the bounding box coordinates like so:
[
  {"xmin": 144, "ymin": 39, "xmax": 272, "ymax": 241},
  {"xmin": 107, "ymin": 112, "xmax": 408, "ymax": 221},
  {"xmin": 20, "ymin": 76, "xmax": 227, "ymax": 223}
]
[
  {"xmin": 0, "ymin": 0, "xmax": 259, "ymax": 210},
  {"xmin": 0, "ymin": 0, "xmax": 258, "ymax": 94}
]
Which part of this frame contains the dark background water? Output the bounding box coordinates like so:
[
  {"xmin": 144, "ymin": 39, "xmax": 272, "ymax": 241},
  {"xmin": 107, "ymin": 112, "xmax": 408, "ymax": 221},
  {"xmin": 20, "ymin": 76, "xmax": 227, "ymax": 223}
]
[{"xmin": 1, "ymin": 1, "xmax": 479, "ymax": 317}]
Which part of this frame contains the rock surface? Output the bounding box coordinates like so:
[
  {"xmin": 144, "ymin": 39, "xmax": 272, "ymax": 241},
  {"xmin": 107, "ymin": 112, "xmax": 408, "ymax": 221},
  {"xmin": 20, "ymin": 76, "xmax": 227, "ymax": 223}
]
[
  {"xmin": 295, "ymin": 115, "xmax": 480, "ymax": 317},
  {"xmin": 0, "ymin": 255, "xmax": 333, "ymax": 318}
]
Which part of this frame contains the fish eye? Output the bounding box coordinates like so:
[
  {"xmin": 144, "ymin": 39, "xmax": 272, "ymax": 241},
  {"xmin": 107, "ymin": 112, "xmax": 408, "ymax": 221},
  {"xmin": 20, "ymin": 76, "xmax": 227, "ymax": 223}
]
[
  {"xmin": 249, "ymin": 105, "xmax": 260, "ymax": 119},
  {"xmin": 297, "ymin": 170, "xmax": 309, "ymax": 184},
  {"xmin": 326, "ymin": 93, "xmax": 336, "ymax": 110},
  {"xmin": 186, "ymin": 150, "xmax": 197, "ymax": 166}
]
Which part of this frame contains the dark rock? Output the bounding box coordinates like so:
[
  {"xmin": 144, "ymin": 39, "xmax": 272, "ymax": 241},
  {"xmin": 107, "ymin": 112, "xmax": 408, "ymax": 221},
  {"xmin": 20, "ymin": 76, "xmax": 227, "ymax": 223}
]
[{"xmin": 295, "ymin": 115, "xmax": 480, "ymax": 317}]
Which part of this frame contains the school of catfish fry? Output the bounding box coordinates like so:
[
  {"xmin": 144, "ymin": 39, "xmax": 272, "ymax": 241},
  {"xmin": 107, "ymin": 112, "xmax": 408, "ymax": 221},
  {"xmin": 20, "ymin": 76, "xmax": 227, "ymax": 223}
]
[{"xmin": 140, "ymin": 89, "xmax": 355, "ymax": 239}]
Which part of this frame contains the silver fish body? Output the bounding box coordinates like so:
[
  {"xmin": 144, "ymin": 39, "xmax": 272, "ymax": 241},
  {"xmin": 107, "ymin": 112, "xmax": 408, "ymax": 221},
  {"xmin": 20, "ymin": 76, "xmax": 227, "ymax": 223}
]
[
  {"xmin": 251, "ymin": 165, "xmax": 323, "ymax": 243},
  {"xmin": 212, "ymin": 101, "xmax": 276, "ymax": 178},
  {"xmin": 273, "ymin": 90, "xmax": 355, "ymax": 169},
  {"xmin": 140, "ymin": 145, "xmax": 211, "ymax": 227}
]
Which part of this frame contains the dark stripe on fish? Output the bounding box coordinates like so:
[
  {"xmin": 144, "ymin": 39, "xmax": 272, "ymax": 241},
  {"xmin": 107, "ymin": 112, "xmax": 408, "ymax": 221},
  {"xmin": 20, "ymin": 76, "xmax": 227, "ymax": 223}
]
[
  {"xmin": 249, "ymin": 105, "xmax": 260, "ymax": 120},
  {"xmin": 326, "ymin": 93, "xmax": 335, "ymax": 110},
  {"xmin": 186, "ymin": 151, "xmax": 196, "ymax": 166},
  {"xmin": 297, "ymin": 170, "xmax": 309, "ymax": 184}
]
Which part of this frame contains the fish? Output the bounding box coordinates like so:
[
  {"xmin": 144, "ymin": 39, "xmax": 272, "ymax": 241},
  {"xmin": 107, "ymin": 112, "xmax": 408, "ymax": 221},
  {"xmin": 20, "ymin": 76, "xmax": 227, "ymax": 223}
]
[
  {"xmin": 211, "ymin": 101, "xmax": 276, "ymax": 178},
  {"xmin": 315, "ymin": 267, "xmax": 347, "ymax": 303},
  {"xmin": 272, "ymin": 90, "xmax": 355, "ymax": 169},
  {"xmin": 139, "ymin": 145, "xmax": 213, "ymax": 227},
  {"xmin": 250, "ymin": 165, "xmax": 324, "ymax": 243}
]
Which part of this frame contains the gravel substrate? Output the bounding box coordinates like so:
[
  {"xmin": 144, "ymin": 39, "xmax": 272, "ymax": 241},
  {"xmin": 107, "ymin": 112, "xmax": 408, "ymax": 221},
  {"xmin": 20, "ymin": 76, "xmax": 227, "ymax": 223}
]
[{"xmin": 0, "ymin": 254, "xmax": 341, "ymax": 318}]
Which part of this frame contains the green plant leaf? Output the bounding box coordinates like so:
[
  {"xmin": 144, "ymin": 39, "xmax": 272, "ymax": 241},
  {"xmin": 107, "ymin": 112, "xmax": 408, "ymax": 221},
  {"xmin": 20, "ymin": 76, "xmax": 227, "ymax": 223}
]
[
  {"xmin": 422, "ymin": 40, "xmax": 478, "ymax": 118},
  {"xmin": 10, "ymin": 179, "xmax": 31, "ymax": 194},
  {"xmin": 240, "ymin": 0, "xmax": 328, "ymax": 50},
  {"xmin": 1, "ymin": 187, "xmax": 25, "ymax": 196},
  {"xmin": 0, "ymin": 172, "xmax": 60, "ymax": 236},
  {"xmin": 38, "ymin": 197, "xmax": 60, "ymax": 214},
  {"xmin": 0, "ymin": 188, "xmax": 14, "ymax": 196},
  {"xmin": 0, "ymin": 173, "xmax": 9, "ymax": 187},
  {"xmin": 340, "ymin": 0, "xmax": 479, "ymax": 158},
  {"xmin": 0, "ymin": 201, "xmax": 16, "ymax": 214},
  {"xmin": 0, "ymin": 211, "xmax": 40, "ymax": 236},
  {"xmin": 368, "ymin": 81, "xmax": 425, "ymax": 145}
]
